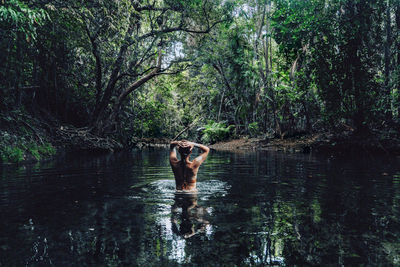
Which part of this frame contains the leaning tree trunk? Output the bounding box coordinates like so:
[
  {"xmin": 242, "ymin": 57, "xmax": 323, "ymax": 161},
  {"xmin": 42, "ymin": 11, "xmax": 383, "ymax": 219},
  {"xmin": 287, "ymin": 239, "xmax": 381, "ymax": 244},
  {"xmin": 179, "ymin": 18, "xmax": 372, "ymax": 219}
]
[
  {"xmin": 98, "ymin": 52, "xmax": 163, "ymax": 134},
  {"xmin": 90, "ymin": 22, "xmax": 135, "ymax": 131}
]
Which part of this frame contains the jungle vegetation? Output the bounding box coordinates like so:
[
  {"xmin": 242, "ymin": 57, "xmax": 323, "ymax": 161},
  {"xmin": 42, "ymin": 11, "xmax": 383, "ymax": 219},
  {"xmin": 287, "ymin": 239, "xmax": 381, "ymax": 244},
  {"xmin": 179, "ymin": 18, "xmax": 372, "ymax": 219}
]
[{"xmin": 1, "ymin": 0, "xmax": 400, "ymax": 155}]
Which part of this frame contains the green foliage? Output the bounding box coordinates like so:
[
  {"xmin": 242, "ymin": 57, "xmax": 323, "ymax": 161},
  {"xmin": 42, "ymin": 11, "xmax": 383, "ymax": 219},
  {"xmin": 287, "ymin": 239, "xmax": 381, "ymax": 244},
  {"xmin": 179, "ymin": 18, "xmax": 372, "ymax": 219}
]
[
  {"xmin": 0, "ymin": 0, "xmax": 49, "ymax": 40},
  {"xmin": 0, "ymin": 141, "xmax": 57, "ymax": 163},
  {"xmin": 131, "ymin": 97, "xmax": 169, "ymax": 138},
  {"xmin": 0, "ymin": 121, "xmax": 56, "ymax": 163},
  {"xmin": 201, "ymin": 120, "xmax": 234, "ymax": 144},
  {"xmin": 248, "ymin": 122, "xmax": 259, "ymax": 137},
  {"xmin": 0, "ymin": 141, "xmax": 56, "ymax": 163},
  {"xmin": 272, "ymin": 0, "xmax": 391, "ymax": 131},
  {"xmin": 38, "ymin": 142, "xmax": 56, "ymax": 156},
  {"xmin": 1, "ymin": 0, "xmax": 400, "ymax": 147},
  {"xmin": 22, "ymin": 142, "xmax": 55, "ymax": 161},
  {"xmin": 0, "ymin": 146, "xmax": 24, "ymax": 163},
  {"xmin": 24, "ymin": 143, "xmax": 39, "ymax": 160}
]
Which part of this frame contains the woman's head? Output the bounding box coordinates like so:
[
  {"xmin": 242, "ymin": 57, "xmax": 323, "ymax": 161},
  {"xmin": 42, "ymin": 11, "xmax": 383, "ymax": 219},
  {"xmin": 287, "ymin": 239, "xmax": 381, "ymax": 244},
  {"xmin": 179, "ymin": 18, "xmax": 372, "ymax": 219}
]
[{"xmin": 178, "ymin": 141, "xmax": 192, "ymax": 157}]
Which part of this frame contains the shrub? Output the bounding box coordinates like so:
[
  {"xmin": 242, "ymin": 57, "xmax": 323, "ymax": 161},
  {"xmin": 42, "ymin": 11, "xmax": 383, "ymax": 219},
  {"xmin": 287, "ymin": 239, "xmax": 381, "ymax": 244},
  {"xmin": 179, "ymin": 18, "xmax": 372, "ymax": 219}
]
[
  {"xmin": 200, "ymin": 120, "xmax": 234, "ymax": 144},
  {"xmin": 38, "ymin": 142, "xmax": 56, "ymax": 156},
  {"xmin": 0, "ymin": 146, "xmax": 24, "ymax": 163},
  {"xmin": 248, "ymin": 122, "xmax": 259, "ymax": 137}
]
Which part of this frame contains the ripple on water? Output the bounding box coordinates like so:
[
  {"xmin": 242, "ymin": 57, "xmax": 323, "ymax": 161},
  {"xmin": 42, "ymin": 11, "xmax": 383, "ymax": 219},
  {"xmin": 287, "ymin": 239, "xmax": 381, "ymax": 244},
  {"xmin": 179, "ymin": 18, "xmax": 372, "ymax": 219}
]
[{"xmin": 127, "ymin": 179, "xmax": 231, "ymax": 202}]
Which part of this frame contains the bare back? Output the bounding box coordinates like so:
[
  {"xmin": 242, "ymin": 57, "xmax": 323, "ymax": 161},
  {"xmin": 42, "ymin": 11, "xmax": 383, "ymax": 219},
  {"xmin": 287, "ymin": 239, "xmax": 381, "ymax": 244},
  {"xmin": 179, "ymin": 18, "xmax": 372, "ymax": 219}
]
[
  {"xmin": 169, "ymin": 141, "xmax": 209, "ymax": 191},
  {"xmin": 170, "ymin": 160, "xmax": 200, "ymax": 190}
]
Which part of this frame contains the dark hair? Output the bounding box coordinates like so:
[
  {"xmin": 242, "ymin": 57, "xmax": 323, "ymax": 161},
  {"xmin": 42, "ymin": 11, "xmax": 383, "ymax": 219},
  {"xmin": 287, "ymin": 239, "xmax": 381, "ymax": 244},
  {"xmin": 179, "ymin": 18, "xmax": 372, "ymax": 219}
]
[{"xmin": 178, "ymin": 145, "xmax": 192, "ymax": 156}]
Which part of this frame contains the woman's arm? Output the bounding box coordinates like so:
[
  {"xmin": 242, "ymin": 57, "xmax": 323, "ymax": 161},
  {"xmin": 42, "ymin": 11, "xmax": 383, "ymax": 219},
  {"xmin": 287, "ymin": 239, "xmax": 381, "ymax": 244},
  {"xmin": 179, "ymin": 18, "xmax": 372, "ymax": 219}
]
[
  {"xmin": 191, "ymin": 142, "xmax": 210, "ymax": 166},
  {"xmin": 169, "ymin": 141, "xmax": 180, "ymax": 163}
]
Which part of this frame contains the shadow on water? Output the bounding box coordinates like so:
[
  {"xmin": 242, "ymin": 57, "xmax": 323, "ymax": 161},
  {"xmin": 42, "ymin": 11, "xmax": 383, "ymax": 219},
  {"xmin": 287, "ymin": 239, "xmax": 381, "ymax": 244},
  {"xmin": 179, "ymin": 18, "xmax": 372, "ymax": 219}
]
[{"xmin": 0, "ymin": 148, "xmax": 400, "ymax": 266}]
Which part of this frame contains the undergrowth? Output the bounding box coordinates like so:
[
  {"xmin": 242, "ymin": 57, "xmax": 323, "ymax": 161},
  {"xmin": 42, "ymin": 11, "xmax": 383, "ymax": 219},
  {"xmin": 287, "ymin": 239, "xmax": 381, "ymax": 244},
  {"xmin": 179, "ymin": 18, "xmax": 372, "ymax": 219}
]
[
  {"xmin": 0, "ymin": 132, "xmax": 56, "ymax": 163},
  {"xmin": 200, "ymin": 120, "xmax": 234, "ymax": 144},
  {"xmin": 0, "ymin": 112, "xmax": 56, "ymax": 163}
]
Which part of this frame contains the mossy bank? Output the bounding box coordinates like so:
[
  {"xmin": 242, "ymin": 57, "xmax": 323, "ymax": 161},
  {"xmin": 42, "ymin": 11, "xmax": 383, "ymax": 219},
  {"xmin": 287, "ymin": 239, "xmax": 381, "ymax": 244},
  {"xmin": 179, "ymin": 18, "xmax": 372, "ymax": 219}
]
[{"xmin": 0, "ymin": 111, "xmax": 56, "ymax": 164}]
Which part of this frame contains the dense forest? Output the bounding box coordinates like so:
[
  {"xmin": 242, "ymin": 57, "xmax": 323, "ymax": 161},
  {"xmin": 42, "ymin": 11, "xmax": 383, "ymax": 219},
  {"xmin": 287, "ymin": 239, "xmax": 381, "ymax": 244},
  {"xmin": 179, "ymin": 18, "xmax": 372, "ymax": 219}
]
[{"xmin": 1, "ymin": 0, "xmax": 400, "ymax": 161}]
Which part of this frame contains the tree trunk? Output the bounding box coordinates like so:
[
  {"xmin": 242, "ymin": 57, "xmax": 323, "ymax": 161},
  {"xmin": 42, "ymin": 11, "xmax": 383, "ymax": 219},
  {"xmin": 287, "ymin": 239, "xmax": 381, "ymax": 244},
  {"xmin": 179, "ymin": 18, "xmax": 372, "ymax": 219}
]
[
  {"xmin": 396, "ymin": 3, "xmax": 400, "ymax": 118},
  {"xmin": 301, "ymin": 100, "xmax": 312, "ymax": 132},
  {"xmin": 91, "ymin": 22, "xmax": 135, "ymax": 126},
  {"xmin": 217, "ymin": 90, "xmax": 225, "ymax": 122},
  {"xmin": 101, "ymin": 51, "xmax": 163, "ymax": 133},
  {"xmin": 263, "ymin": 14, "xmax": 280, "ymax": 136},
  {"xmin": 213, "ymin": 61, "xmax": 233, "ymax": 93},
  {"xmin": 384, "ymin": 0, "xmax": 392, "ymax": 118},
  {"xmin": 253, "ymin": 1, "xmax": 266, "ymax": 125},
  {"xmin": 15, "ymin": 32, "xmax": 22, "ymax": 107}
]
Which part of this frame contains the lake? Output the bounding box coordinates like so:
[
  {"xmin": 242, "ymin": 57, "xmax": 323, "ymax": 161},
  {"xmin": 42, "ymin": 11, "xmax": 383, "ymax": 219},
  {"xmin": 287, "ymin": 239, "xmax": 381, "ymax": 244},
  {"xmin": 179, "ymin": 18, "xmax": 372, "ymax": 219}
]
[{"xmin": 1, "ymin": 148, "xmax": 400, "ymax": 266}]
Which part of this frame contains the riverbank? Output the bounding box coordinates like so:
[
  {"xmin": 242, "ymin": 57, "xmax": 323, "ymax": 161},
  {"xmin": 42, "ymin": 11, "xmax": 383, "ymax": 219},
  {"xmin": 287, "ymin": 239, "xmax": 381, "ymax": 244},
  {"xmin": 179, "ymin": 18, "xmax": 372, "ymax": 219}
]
[
  {"xmin": 0, "ymin": 110, "xmax": 124, "ymax": 164},
  {"xmin": 2, "ymin": 109, "xmax": 399, "ymax": 164},
  {"xmin": 209, "ymin": 131, "xmax": 400, "ymax": 155},
  {"xmin": 133, "ymin": 131, "xmax": 400, "ymax": 156}
]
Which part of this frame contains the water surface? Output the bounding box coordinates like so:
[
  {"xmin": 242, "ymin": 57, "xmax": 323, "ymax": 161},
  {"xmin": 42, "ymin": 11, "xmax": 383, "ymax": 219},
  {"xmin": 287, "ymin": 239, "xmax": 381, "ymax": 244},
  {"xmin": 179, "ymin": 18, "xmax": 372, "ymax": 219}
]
[{"xmin": 1, "ymin": 149, "xmax": 400, "ymax": 266}]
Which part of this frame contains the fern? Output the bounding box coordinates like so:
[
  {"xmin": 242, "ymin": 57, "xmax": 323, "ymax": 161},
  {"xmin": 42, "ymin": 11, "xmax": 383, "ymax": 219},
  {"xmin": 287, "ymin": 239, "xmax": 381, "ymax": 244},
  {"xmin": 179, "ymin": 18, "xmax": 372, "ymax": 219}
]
[{"xmin": 201, "ymin": 121, "xmax": 234, "ymax": 144}]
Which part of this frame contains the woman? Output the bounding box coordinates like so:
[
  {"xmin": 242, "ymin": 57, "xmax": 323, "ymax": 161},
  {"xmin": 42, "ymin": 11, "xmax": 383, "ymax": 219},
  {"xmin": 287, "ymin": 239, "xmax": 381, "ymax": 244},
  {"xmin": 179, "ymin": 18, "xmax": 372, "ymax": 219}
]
[{"xmin": 169, "ymin": 140, "xmax": 210, "ymax": 191}]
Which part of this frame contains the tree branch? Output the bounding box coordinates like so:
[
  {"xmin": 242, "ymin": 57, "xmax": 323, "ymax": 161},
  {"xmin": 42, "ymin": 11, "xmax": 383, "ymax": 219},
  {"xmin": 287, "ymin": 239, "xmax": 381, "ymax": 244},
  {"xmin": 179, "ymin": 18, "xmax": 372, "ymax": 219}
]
[
  {"xmin": 114, "ymin": 49, "xmax": 163, "ymax": 108},
  {"xmin": 114, "ymin": 38, "xmax": 158, "ymax": 83},
  {"xmin": 134, "ymin": 19, "xmax": 224, "ymax": 44},
  {"xmin": 213, "ymin": 60, "xmax": 233, "ymax": 92}
]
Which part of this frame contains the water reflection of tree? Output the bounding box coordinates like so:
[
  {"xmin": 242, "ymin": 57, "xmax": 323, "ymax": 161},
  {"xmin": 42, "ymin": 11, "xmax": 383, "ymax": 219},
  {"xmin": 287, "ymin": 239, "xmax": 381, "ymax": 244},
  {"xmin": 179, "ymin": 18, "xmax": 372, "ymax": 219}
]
[
  {"xmin": 218, "ymin": 152, "xmax": 400, "ymax": 266},
  {"xmin": 0, "ymin": 150, "xmax": 159, "ymax": 266},
  {"xmin": 2, "ymin": 150, "xmax": 400, "ymax": 266},
  {"xmin": 263, "ymin": 159, "xmax": 400, "ymax": 266}
]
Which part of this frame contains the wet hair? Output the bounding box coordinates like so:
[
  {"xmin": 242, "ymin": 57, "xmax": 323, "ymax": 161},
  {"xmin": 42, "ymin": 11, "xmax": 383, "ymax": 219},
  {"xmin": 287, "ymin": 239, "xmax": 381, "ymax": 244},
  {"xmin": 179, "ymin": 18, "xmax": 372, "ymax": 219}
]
[{"xmin": 178, "ymin": 145, "xmax": 192, "ymax": 156}]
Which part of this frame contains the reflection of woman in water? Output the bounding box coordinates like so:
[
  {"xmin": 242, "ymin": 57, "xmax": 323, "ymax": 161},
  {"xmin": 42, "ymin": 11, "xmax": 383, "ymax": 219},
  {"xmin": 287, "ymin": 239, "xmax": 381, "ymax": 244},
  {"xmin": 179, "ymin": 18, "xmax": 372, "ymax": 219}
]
[
  {"xmin": 171, "ymin": 193, "xmax": 210, "ymax": 239},
  {"xmin": 169, "ymin": 140, "xmax": 210, "ymax": 191},
  {"xmin": 169, "ymin": 140, "xmax": 210, "ymax": 238}
]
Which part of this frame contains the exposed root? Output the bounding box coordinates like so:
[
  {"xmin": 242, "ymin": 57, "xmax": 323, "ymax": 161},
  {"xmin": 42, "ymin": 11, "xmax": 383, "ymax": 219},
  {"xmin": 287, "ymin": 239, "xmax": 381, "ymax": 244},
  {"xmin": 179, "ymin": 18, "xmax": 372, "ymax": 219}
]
[{"xmin": 54, "ymin": 126, "xmax": 122, "ymax": 151}]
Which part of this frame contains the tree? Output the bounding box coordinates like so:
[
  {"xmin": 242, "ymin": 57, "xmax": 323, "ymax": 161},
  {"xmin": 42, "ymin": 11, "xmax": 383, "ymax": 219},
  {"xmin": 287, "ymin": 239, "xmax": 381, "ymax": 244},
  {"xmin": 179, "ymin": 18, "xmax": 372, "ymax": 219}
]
[
  {"xmin": 0, "ymin": 0, "xmax": 49, "ymax": 109},
  {"xmin": 60, "ymin": 0, "xmax": 227, "ymax": 134},
  {"xmin": 272, "ymin": 0, "xmax": 389, "ymax": 133}
]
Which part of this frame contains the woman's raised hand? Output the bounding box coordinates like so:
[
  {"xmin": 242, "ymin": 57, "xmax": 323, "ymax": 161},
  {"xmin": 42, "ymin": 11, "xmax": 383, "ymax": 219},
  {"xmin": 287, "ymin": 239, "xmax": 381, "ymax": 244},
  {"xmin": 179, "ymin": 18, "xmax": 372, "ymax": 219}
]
[{"xmin": 178, "ymin": 140, "xmax": 195, "ymax": 150}]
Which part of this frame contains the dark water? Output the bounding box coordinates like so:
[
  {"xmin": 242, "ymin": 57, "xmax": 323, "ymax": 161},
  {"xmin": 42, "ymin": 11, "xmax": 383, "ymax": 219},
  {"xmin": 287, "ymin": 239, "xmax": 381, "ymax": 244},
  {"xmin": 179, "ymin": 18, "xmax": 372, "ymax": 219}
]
[{"xmin": 1, "ymin": 149, "xmax": 400, "ymax": 266}]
